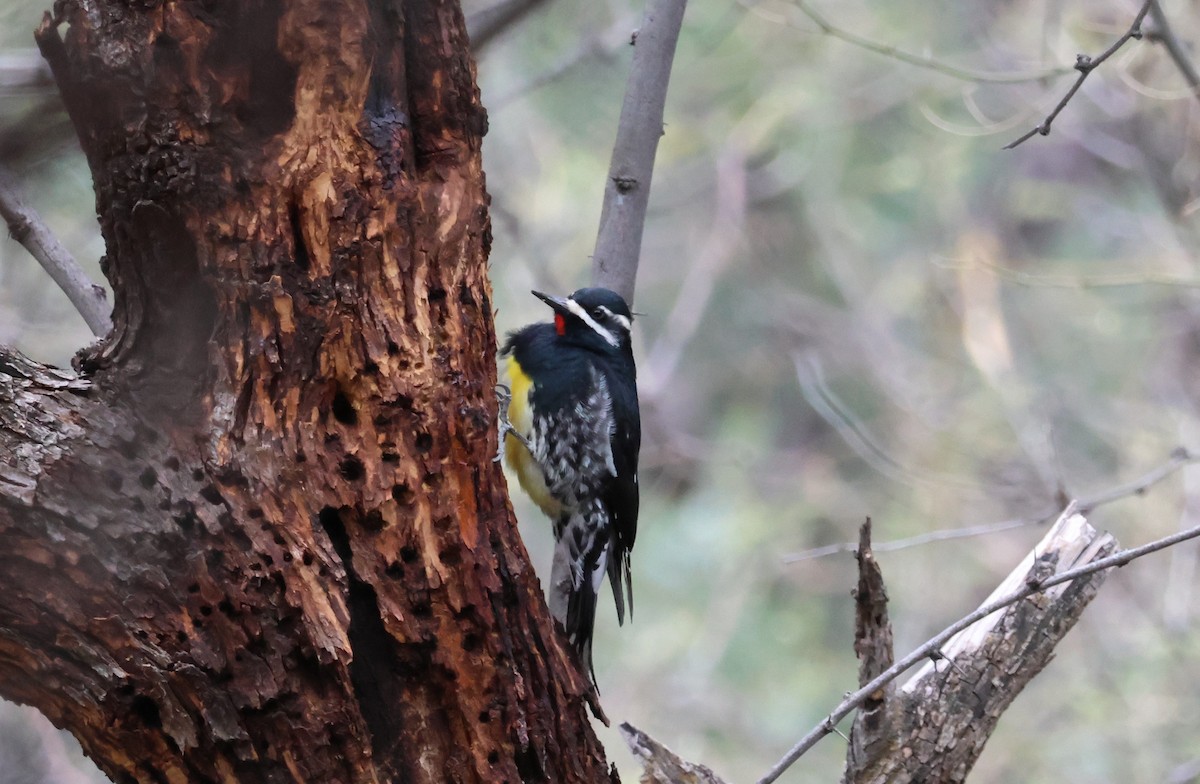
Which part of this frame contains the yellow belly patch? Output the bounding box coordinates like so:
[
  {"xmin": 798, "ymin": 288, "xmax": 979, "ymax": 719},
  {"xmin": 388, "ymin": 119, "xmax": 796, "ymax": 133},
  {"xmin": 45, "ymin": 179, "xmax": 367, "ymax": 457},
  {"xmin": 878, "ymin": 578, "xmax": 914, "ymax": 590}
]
[{"xmin": 505, "ymin": 355, "xmax": 564, "ymax": 518}]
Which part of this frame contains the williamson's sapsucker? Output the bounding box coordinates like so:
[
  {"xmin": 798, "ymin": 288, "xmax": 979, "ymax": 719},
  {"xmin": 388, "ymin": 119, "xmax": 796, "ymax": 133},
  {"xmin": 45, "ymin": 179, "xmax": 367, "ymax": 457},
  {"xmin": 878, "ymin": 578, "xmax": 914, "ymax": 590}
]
[{"xmin": 501, "ymin": 287, "xmax": 640, "ymax": 675}]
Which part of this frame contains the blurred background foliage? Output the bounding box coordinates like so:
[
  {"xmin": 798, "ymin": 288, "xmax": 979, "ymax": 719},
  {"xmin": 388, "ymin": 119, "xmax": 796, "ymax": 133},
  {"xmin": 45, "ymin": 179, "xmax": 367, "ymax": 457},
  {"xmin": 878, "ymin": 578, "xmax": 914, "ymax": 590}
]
[{"xmin": 2, "ymin": 0, "xmax": 1200, "ymax": 781}]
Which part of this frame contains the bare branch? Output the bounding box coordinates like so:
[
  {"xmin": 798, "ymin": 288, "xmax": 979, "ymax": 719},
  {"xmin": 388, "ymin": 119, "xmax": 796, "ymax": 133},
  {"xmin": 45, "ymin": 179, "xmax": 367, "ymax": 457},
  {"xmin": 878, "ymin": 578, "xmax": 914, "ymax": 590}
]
[
  {"xmin": 747, "ymin": 0, "xmax": 1071, "ymax": 85},
  {"xmin": 843, "ymin": 519, "xmax": 896, "ymax": 778},
  {"xmin": 760, "ymin": 505, "xmax": 1200, "ymax": 783},
  {"xmin": 1077, "ymin": 447, "xmax": 1197, "ymax": 509},
  {"xmin": 840, "ymin": 513, "xmax": 1114, "ymax": 780},
  {"xmin": 591, "ymin": 0, "xmax": 687, "ymax": 305},
  {"xmin": 786, "ymin": 518, "xmax": 1031, "ymax": 563},
  {"xmin": 852, "ymin": 519, "xmax": 893, "ymax": 682},
  {"xmin": 622, "ymin": 722, "xmax": 731, "ymax": 784},
  {"xmin": 0, "ymin": 167, "xmax": 109, "ymax": 337},
  {"xmin": 1005, "ymin": 0, "xmax": 1153, "ymax": 149},
  {"xmin": 785, "ymin": 448, "xmax": 1197, "ymax": 562},
  {"xmin": 1147, "ymin": 0, "xmax": 1200, "ymax": 103},
  {"xmin": 872, "ymin": 513, "xmax": 1116, "ymax": 781}
]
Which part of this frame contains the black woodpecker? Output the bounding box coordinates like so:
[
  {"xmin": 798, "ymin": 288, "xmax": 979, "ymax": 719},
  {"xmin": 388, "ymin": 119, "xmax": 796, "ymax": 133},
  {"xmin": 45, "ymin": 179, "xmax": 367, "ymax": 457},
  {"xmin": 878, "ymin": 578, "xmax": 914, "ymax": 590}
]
[{"xmin": 501, "ymin": 287, "xmax": 640, "ymax": 674}]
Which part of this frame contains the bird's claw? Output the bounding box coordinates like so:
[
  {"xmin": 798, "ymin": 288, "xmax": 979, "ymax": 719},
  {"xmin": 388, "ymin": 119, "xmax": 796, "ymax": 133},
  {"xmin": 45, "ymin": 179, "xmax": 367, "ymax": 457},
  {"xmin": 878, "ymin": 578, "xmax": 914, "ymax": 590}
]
[{"xmin": 494, "ymin": 384, "xmax": 532, "ymax": 462}]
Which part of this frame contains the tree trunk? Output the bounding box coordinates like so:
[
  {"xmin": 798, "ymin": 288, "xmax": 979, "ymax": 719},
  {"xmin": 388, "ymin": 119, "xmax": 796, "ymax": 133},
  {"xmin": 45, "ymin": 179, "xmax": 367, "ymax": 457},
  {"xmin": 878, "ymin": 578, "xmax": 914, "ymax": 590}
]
[{"xmin": 0, "ymin": 2, "xmax": 612, "ymax": 782}]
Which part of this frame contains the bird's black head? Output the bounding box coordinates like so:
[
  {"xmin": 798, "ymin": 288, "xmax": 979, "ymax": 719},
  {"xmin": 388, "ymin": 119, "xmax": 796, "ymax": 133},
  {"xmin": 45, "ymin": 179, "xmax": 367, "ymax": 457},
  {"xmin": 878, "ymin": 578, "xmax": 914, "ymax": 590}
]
[{"xmin": 532, "ymin": 287, "xmax": 634, "ymax": 353}]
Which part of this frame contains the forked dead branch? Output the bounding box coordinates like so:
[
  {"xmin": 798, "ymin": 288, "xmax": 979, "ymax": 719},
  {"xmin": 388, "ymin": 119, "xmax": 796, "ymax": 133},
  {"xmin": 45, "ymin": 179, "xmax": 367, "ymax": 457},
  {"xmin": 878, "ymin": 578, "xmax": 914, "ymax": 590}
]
[{"xmin": 627, "ymin": 501, "xmax": 1199, "ymax": 783}]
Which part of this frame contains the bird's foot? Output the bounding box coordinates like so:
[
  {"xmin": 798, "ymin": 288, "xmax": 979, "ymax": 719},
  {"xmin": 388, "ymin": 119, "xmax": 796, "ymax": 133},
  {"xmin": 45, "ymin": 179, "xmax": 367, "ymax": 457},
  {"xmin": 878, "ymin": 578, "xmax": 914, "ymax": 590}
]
[{"xmin": 494, "ymin": 384, "xmax": 532, "ymax": 462}]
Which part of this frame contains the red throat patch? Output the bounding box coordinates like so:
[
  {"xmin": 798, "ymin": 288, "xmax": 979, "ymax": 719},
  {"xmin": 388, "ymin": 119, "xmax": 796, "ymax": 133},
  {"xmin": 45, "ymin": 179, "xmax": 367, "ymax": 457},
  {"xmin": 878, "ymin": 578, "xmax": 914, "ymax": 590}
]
[{"xmin": 554, "ymin": 313, "xmax": 566, "ymax": 336}]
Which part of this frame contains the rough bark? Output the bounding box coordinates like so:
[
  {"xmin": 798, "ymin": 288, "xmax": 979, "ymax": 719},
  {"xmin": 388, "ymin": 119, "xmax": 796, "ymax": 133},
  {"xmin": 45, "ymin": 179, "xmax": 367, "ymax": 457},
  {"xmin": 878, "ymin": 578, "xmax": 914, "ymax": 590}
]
[
  {"xmin": 620, "ymin": 723, "xmax": 728, "ymax": 784},
  {"xmin": 843, "ymin": 519, "xmax": 895, "ymax": 777},
  {"xmin": 842, "ymin": 513, "xmax": 1117, "ymax": 783},
  {"xmin": 0, "ymin": 2, "xmax": 612, "ymax": 782}
]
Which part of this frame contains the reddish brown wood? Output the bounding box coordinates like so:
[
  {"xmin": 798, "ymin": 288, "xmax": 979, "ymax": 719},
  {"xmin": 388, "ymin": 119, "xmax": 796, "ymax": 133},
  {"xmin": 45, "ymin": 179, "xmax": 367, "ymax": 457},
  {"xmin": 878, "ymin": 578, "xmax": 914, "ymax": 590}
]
[{"xmin": 0, "ymin": 2, "xmax": 613, "ymax": 782}]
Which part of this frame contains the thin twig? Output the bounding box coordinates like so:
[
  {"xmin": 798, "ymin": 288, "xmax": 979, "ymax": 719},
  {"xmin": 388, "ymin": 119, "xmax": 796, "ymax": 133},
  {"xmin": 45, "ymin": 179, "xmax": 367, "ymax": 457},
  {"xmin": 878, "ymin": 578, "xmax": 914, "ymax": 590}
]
[
  {"xmin": 740, "ymin": 0, "xmax": 1070, "ymax": 85},
  {"xmin": 759, "ymin": 507, "xmax": 1200, "ymax": 784},
  {"xmin": 785, "ymin": 448, "xmax": 1198, "ymax": 562},
  {"xmin": 591, "ymin": 0, "xmax": 688, "ymax": 305},
  {"xmin": 785, "ymin": 518, "xmax": 1032, "ymax": 563},
  {"xmin": 1077, "ymin": 447, "xmax": 1196, "ymax": 509},
  {"xmin": 1005, "ymin": 0, "xmax": 1154, "ymax": 149},
  {"xmin": 1147, "ymin": 0, "xmax": 1200, "ymax": 103},
  {"xmin": 0, "ymin": 167, "xmax": 109, "ymax": 336}
]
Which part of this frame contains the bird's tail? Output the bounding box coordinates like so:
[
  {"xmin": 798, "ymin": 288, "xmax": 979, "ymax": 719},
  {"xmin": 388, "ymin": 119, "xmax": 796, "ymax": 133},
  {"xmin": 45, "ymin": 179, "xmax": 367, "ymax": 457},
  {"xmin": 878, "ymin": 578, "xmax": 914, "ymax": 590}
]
[
  {"xmin": 565, "ymin": 566, "xmax": 600, "ymax": 682},
  {"xmin": 607, "ymin": 528, "xmax": 632, "ymax": 626},
  {"xmin": 550, "ymin": 508, "xmax": 611, "ymax": 683}
]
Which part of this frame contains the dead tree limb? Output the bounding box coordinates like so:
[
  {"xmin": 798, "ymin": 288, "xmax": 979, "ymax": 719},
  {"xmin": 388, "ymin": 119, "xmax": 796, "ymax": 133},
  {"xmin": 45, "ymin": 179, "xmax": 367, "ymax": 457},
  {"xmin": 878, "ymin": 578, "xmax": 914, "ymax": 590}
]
[
  {"xmin": 622, "ymin": 722, "xmax": 730, "ymax": 784},
  {"xmin": 622, "ymin": 503, "xmax": 1194, "ymax": 783},
  {"xmin": 0, "ymin": 166, "xmax": 110, "ymax": 336},
  {"xmin": 591, "ymin": 0, "xmax": 687, "ymax": 304},
  {"xmin": 761, "ymin": 507, "xmax": 1126, "ymax": 783},
  {"xmin": 843, "ymin": 519, "xmax": 895, "ymax": 779},
  {"xmin": 841, "ymin": 511, "xmax": 1116, "ymax": 782}
]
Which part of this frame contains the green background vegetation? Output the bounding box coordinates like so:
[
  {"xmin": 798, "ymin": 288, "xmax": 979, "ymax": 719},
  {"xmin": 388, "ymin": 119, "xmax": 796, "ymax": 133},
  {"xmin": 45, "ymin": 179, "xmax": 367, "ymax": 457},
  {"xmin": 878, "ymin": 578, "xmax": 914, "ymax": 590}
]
[{"xmin": 2, "ymin": 0, "xmax": 1199, "ymax": 781}]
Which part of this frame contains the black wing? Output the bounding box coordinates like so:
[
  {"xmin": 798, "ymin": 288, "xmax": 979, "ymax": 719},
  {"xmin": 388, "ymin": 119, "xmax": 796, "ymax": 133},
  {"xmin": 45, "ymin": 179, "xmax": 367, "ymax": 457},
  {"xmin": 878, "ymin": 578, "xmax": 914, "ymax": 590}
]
[{"xmin": 602, "ymin": 360, "xmax": 640, "ymax": 625}]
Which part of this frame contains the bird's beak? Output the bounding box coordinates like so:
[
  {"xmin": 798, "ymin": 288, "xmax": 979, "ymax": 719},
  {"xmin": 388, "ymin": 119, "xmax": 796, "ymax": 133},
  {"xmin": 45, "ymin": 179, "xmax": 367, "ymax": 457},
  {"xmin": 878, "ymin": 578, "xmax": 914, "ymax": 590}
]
[{"xmin": 532, "ymin": 290, "xmax": 571, "ymax": 314}]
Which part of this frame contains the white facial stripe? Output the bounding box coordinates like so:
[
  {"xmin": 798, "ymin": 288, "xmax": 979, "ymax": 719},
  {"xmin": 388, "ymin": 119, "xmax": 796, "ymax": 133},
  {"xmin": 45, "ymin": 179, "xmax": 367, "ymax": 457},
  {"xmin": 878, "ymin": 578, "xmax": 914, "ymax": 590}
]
[
  {"xmin": 598, "ymin": 306, "xmax": 631, "ymax": 333},
  {"xmin": 565, "ymin": 298, "xmax": 619, "ymax": 347}
]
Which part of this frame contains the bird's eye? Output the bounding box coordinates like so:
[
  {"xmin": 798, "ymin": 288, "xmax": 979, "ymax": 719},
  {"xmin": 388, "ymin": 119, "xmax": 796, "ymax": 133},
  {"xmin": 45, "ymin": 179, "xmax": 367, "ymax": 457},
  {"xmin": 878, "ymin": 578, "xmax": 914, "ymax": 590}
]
[{"xmin": 592, "ymin": 309, "xmax": 607, "ymax": 322}]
